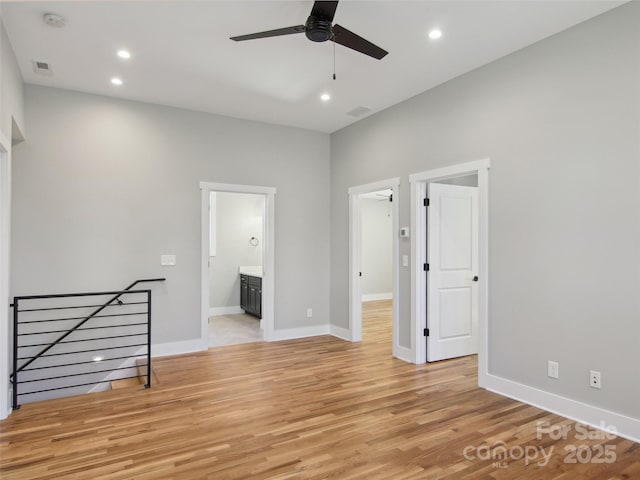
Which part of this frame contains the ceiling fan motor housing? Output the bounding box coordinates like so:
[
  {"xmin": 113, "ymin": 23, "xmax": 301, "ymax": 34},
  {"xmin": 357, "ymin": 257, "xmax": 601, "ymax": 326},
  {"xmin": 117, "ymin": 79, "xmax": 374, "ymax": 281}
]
[{"xmin": 305, "ymin": 16, "xmax": 333, "ymax": 42}]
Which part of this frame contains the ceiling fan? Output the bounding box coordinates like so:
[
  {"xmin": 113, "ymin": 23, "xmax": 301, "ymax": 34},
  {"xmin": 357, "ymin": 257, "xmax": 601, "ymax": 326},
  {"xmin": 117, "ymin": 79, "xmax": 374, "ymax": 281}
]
[{"xmin": 230, "ymin": 1, "xmax": 388, "ymax": 60}]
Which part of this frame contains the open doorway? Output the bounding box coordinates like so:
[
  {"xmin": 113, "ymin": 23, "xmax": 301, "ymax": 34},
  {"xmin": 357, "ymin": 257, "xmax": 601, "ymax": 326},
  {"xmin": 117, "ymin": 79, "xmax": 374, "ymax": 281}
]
[
  {"xmin": 348, "ymin": 178, "xmax": 400, "ymax": 357},
  {"xmin": 359, "ymin": 189, "xmax": 394, "ymax": 345},
  {"xmin": 409, "ymin": 159, "xmax": 490, "ymax": 379},
  {"xmin": 208, "ymin": 191, "xmax": 265, "ymax": 347},
  {"xmin": 200, "ymin": 182, "xmax": 276, "ymax": 347}
]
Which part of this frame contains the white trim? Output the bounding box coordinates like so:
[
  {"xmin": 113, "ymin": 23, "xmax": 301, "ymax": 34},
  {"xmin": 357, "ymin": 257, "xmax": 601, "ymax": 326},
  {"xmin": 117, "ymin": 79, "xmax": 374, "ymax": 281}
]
[
  {"xmin": 348, "ymin": 193, "xmax": 362, "ymax": 341},
  {"xmin": 394, "ymin": 345, "xmax": 414, "ymax": 364},
  {"xmin": 200, "ymin": 181, "xmax": 276, "ymax": 196},
  {"xmin": 270, "ymin": 325, "xmax": 330, "ymax": 341},
  {"xmin": 329, "ymin": 324, "xmax": 352, "ymax": 341},
  {"xmin": 484, "ymin": 374, "xmax": 640, "ymax": 443},
  {"xmin": 347, "ymin": 177, "xmax": 400, "ymax": 358},
  {"xmin": 0, "ymin": 136, "xmax": 11, "ymax": 419},
  {"xmin": 209, "ymin": 192, "xmax": 217, "ymax": 257},
  {"xmin": 347, "ymin": 177, "xmax": 400, "ymax": 196},
  {"xmin": 209, "ymin": 306, "xmax": 244, "ymax": 316},
  {"xmin": 410, "ymin": 158, "xmax": 490, "ymax": 369},
  {"xmin": 362, "ymin": 292, "xmax": 392, "ymax": 302},
  {"xmin": 200, "ymin": 182, "xmax": 276, "ymax": 343},
  {"xmin": 151, "ymin": 339, "xmax": 207, "ymax": 358},
  {"xmin": 408, "ymin": 158, "xmax": 491, "ymax": 184}
]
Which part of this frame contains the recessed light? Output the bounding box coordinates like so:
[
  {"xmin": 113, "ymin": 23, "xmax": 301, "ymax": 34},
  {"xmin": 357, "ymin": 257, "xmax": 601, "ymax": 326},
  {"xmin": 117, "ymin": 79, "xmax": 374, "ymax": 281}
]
[
  {"xmin": 117, "ymin": 49, "xmax": 131, "ymax": 59},
  {"xmin": 111, "ymin": 77, "xmax": 123, "ymax": 86},
  {"xmin": 92, "ymin": 356, "xmax": 103, "ymax": 362},
  {"xmin": 320, "ymin": 93, "xmax": 331, "ymax": 102},
  {"xmin": 428, "ymin": 29, "xmax": 443, "ymax": 40}
]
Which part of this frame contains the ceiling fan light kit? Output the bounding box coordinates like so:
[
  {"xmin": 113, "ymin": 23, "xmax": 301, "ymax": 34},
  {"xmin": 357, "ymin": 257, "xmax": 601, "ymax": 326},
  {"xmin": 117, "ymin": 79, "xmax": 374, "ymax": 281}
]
[{"xmin": 230, "ymin": 1, "xmax": 388, "ymax": 60}]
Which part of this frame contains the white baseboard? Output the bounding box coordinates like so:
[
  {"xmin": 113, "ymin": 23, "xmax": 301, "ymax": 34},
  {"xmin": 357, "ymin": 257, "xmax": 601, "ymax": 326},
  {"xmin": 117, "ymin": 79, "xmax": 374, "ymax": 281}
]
[
  {"xmin": 209, "ymin": 306, "xmax": 243, "ymax": 316},
  {"xmin": 482, "ymin": 373, "xmax": 640, "ymax": 444},
  {"xmin": 362, "ymin": 292, "xmax": 392, "ymax": 302},
  {"xmin": 394, "ymin": 345, "xmax": 414, "ymax": 363},
  {"xmin": 330, "ymin": 324, "xmax": 352, "ymax": 341},
  {"xmin": 271, "ymin": 324, "xmax": 330, "ymax": 341},
  {"xmin": 152, "ymin": 339, "xmax": 207, "ymax": 357}
]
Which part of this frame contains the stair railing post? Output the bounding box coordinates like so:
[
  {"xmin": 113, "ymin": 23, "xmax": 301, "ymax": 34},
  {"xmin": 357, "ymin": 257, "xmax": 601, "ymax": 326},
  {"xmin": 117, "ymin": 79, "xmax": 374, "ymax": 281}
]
[
  {"xmin": 12, "ymin": 298, "xmax": 19, "ymax": 410},
  {"xmin": 145, "ymin": 289, "xmax": 151, "ymax": 388}
]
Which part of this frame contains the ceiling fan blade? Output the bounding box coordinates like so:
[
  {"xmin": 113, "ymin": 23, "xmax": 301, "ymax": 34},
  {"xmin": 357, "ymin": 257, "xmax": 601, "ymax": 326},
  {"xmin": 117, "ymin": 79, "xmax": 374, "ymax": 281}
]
[
  {"xmin": 331, "ymin": 24, "xmax": 388, "ymax": 60},
  {"xmin": 310, "ymin": 1, "xmax": 339, "ymax": 22},
  {"xmin": 230, "ymin": 25, "xmax": 306, "ymax": 42}
]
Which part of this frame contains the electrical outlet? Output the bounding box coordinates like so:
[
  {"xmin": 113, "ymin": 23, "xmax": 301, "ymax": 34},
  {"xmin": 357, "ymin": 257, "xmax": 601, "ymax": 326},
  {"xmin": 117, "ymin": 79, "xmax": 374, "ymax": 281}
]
[
  {"xmin": 306, "ymin": 308, "xmax": 313, "ymax": 318},
  {"xmin": 548, "ymin": 361, "xmax": 559, "ymax": 379},
  {"xmin": 590, "ymin": 370, "xmax": 601, "ymax": 389}
]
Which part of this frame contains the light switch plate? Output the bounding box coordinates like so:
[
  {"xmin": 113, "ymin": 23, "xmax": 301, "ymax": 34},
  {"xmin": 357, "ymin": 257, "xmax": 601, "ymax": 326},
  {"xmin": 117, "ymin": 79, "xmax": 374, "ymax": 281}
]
[
  {"xmin": 402, "ymin": 255, "xmax": 409, "ymax": 267},
  {"xmin": 161, "ymin": 254, "xmax": 176, "ymax": 266}
]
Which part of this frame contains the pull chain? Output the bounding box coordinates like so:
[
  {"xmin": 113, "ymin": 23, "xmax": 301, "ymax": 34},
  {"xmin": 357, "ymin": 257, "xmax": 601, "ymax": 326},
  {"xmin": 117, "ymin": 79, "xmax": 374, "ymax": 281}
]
[{"xmin": 333, "ymin": 37, "xmax": 336, "ymax": 80}]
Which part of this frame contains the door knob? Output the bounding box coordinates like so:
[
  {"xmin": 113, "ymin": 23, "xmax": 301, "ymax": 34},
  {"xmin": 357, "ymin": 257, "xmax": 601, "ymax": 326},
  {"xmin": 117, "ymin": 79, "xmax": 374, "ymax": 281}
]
[{"xmin": 472, "ymin": 276, "xmax": 479, "ymax": 282}]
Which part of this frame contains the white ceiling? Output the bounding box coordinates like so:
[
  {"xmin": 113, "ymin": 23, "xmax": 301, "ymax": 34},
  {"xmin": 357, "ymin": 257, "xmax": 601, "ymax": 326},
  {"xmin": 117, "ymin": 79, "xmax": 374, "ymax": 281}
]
[{"xmin": 1, "ymin": 1, "xmax": 625, "ymax": 133}]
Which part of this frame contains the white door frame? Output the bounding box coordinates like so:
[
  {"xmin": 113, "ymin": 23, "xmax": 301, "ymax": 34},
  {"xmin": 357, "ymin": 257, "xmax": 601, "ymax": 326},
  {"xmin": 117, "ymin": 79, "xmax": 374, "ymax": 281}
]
[
  {"xmin": 409, "ymin": 159, "xmax": 490, "ymax": 383},
  {"xmin": 0, "ymin": 132, "xmax": 12, "ymax": 419},
  {"xmin": 200, "ymin": 182, "xmax": 276, "ymax": 344},
  {"xmin": 348, "ymin": 177, "xmax": 400, "ymax": 356}
]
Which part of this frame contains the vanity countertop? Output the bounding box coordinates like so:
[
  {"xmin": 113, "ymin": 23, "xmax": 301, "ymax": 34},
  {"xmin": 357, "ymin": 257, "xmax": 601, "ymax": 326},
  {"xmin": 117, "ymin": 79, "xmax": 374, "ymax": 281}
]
[{"xmin": 239, "ymin": 266, "xmax": 262, "ymax": 278}]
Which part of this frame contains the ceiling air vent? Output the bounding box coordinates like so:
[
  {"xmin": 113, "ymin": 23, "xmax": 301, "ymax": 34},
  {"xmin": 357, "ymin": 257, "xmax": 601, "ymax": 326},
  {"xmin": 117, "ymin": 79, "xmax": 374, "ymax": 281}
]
[
  {"xmin": 32, "ymin": 60, "xmax": 53, "ymax": 77},
  {"xmin": 347, "ymin": 106, "xmax": 372, "ymax": 118}
]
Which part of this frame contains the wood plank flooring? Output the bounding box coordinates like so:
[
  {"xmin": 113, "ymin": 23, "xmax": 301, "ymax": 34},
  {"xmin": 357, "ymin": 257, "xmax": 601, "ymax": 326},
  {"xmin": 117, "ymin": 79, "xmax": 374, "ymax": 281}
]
[{"xmin": 1, "ymin": 300, "xmax": 638, "ymax": 479}]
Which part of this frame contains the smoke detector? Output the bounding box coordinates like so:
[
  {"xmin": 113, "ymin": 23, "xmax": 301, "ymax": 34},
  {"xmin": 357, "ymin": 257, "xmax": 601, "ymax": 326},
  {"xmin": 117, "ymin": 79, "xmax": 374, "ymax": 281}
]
[{"xmin": 43, "ymin": 13, "xmax": 66, "ymax": 28}]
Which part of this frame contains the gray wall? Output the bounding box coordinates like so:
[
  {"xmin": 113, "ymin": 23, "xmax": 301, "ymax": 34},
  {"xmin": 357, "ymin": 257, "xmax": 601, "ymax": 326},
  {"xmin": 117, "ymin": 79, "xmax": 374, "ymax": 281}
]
[
  {"xmin": 330, "ymin": 2, "xmax": 640, "ymax": 418},
  {"xmin": 0, "ymin": 19, "xmax": 24, "ymax": 141},
  {"xmin": 0, "ymin": 16, "xmax": 25, "ymax": 417},
  {"xmin": 209, "ymin": 192, "xmax": 263, "ymax": 309},
  {"xmin": 360, "ymin": 198, "xmax": 392, "ymax": 298},
  {"xmin": 11, "ymin": 85, "xmax": 331, "ymax": 343}
]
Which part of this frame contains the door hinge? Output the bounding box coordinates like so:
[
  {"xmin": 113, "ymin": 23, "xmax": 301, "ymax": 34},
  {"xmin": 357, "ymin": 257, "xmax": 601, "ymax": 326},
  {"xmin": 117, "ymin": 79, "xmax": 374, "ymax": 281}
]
[
  {"xmin": 424, "ymin": 328, "xmax": 430, "ymax": 337},
  {"xmin": 423, "ymin": 263, "xmax": 429, "ymax": 271},
  {"xmin": 424, "ymin": 198, "xmax": 430, "ymax": 207}
]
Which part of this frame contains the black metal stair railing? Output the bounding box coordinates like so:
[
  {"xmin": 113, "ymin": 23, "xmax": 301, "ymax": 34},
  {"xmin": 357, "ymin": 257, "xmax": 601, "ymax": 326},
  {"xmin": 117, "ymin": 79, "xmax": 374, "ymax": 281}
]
[{"xmin": 11, "ymin": 278, "xmax": 165, "ymax": 409}]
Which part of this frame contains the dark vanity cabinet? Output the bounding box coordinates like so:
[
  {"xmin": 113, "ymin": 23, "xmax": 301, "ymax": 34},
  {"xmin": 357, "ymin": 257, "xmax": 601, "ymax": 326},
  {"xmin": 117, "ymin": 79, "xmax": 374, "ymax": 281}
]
[{"xmin": 240, "ymin": 274, "xmax": 262, "ymax": 318}]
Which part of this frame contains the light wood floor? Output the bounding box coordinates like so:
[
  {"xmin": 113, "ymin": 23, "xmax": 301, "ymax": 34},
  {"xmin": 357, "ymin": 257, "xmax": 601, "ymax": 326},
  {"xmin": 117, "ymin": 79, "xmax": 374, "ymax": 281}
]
[{"xmin": 1, "ymin": 300, "xmax": 638, "ymax": 479}]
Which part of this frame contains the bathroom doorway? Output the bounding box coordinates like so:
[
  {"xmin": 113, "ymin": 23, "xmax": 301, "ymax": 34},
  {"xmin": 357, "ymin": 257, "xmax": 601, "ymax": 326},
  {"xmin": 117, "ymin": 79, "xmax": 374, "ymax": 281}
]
[
  {"xmin": 200, "ymin": 182, "xmax": 276, "ymax": 346},
  {"xmin": 208, "ymin": 191, "xmax": 265, "ymax": 347}
]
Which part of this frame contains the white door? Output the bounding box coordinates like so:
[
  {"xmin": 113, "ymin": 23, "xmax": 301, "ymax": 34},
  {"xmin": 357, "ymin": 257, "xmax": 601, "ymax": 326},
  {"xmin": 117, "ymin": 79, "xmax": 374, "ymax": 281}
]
[{"xmin": 427, "ymin": 183, "xmax": 478, "ymax": 361}]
